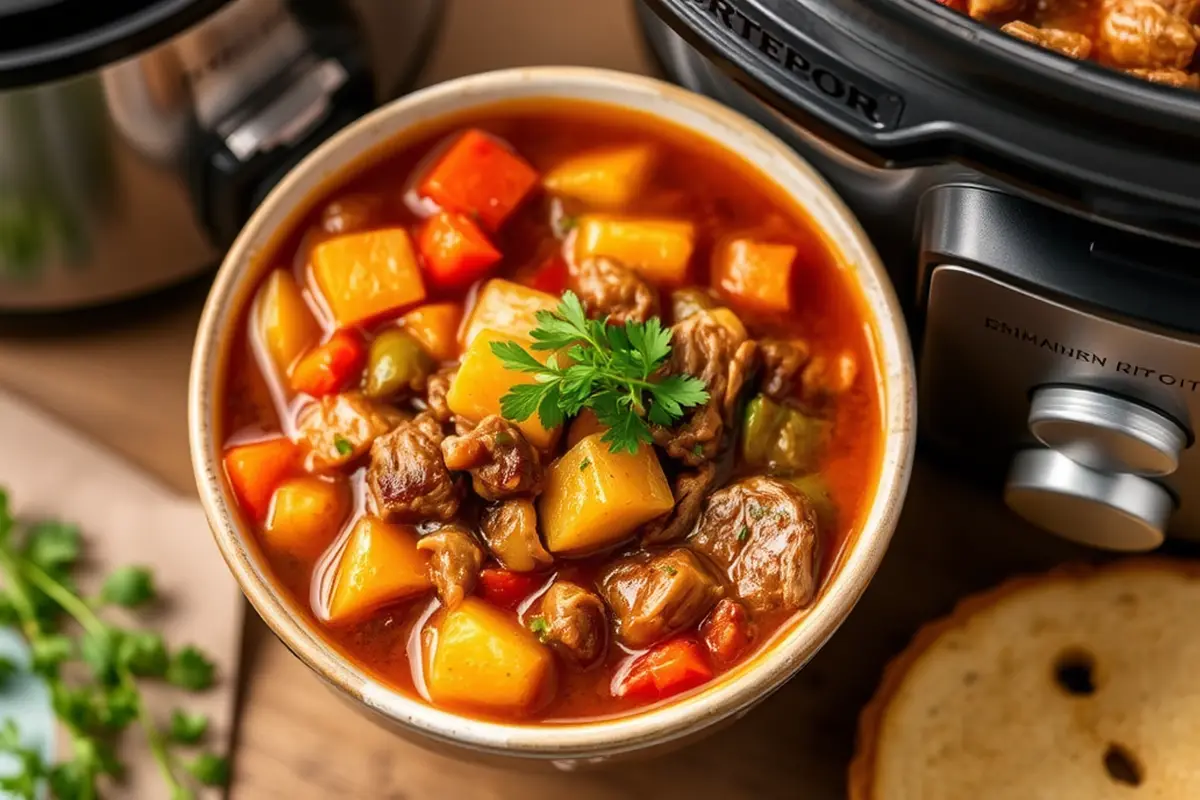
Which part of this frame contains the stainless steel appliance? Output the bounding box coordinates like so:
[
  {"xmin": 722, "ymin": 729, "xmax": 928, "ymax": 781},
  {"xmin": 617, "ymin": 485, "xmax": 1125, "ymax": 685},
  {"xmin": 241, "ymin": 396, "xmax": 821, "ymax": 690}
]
[
  {"xmin": 638, "ymin": 0, "xmax": 1200, "ymax": 551},
  {"xmin": 0, "ymin": 0, "xmax": 442, "ymax": 310}
]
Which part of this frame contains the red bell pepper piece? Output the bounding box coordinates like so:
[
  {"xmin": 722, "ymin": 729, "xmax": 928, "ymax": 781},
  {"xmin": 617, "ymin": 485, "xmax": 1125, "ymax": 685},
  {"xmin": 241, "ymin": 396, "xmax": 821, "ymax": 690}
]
[
  {"xmin": 417, "ymin": 129, "xmax": 540, "ymax": 232},
  {"xmin": 416, "ymin": 212, "xmax": 503, "ymax": 288},
  {"xmin": 522, "ymin": 254, "xmax": 569, "ymax": 296},
  {"xmin": 613, "ymin": 637, "xmax": 713, "ymax": 701},
  {"xmin": 289, "ymin": 330, "xmax": 366, "ymax": 397},
  {"xmin": 700, "ymin": 599, "xmax": 755, "ymax": 665},
  {"xmin": 223, "ymin": 437, "xmax": 301, "ymax": 522},
  {"xmin": 477, "ymin": 568, "xmax": 543, "ymax": 610}
]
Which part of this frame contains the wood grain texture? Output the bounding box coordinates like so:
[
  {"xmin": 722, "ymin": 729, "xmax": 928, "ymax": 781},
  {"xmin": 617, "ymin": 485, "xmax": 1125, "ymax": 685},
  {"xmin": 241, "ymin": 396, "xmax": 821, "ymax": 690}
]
[{"xmin": 0, "ymin": 1, "xmax": 1117, "ymax": 797}]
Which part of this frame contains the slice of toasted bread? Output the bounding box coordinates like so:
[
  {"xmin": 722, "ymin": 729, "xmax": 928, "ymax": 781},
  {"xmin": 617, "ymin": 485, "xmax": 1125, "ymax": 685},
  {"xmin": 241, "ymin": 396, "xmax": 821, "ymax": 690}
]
[{"xmin": 849, "ymin": 559, "xmax": 1200, "ymax": 800}]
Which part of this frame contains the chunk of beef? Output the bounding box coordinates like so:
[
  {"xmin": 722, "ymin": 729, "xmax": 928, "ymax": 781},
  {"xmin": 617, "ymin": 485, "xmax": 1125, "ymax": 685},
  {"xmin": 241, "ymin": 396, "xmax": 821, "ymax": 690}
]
[
  {"xmin": 570, "ymin": 256, "xmax": 659, "ymax": 324},
  {"xmin": 539, "ymin": 581, "xmax": 608, "ymax": 668},
  {"xmin": 670, "ymin": 287, "xmax": 717, "ymax": 323},
  {"xmin": 653, "ymin": 309, "xmax": 758, "ymax": 466},
  {"xmin": 641, "ymin": 462, "xmax": 718, "ymax": 545},
  {"xmin": 366, "ymin": 413, "xmax": 461, "ymax": 523},
  {"xmin": 1098, "ymin": 0, "xmax": 1197, "ymax": 69},
  {"xmin": 480, "ymin": 499, "xmax": 553, "ymax": 572},
  {"xmin": 689, "ymin": 476, "xmax": 820, "ymax": 614},
  {"xmin": 966, "ymin": 0, "xmax": 1021, "ymax": 19},
  {"xmin": 1001, "ymin": 22, "xmax": 1094, "ymax": 59},
  {"xmin": 423, "ymin": 366, "xmax": 456, "ymax": 425},
  {"xmin": 1126, "ymin": 66, "xmax": 1200, "ymax": 85},
  {"xmin": 417, "ymin": 525, "xmax": 483, "ymax": 610},
  {"xmin": 441, "ymin": 415, "xmax": 543, "ymax": 500},
  {"xmin": 760, "ymin": 338, "xmax": 811, "ymax": 401},
  {"xmin": 298, "ymin": 392, "xmax": 406, "ymax": 469},
  {"xmin": 599, "ymin": 548, "xmax": 723, "ymax": 649},
  {"xmin": 800, "ymin": 351, "xmax": 858, "ymax": 408}
]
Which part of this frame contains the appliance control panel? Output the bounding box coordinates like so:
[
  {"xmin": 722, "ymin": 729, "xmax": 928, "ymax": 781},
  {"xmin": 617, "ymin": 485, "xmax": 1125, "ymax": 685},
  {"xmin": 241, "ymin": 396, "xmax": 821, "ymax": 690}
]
[{"xmin": 919, "ymin": 264, "xmax": 1200, "ymax": 548}]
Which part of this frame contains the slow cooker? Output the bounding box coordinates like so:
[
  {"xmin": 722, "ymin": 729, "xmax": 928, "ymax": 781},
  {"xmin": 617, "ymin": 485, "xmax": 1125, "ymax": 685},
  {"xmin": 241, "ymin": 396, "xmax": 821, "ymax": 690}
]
[
  {"xmin": 0, "ymin": 0, "xmax": 441, "ymax": 311},
  {"xmin": 638, "ymin": 0, "xmax": 1200, "ymax": 551}
]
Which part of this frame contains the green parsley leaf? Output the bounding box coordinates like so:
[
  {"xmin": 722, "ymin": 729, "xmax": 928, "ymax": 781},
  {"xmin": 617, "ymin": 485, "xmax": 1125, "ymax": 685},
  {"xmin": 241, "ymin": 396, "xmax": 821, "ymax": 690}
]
[
  {"xmin": 748, "ymin": 505, "xmax": 767, "ymax": 520},
  {"xmin": 528, "ymin": 616, "xmax": 550, "ymax": 642},
  {"xmin": 692, "ymin": 443, "xmax": 705, "ymax": 457},
  {"xmin": 493, "ymin": 430, "xmax": 515, "ymax": 447},
  {"xmin": 117, "ymin": 630, "xmax": 169, "ymax": 678},
  {"xmin": 660, "ymin": 564, "xmax": 678, "ymax": 577},
  {"xmin": 100, "ymin": 565, "xmax": 156, "ymax": 608},
  {"xmin": 578, "ymin": 457, "xmax": 591, "ymax": 471},
  {"xmin": 98, "ymin": 684, "xmax": 139, "ymax": 731},
  {"xmin": 185, "ymin": 752, "xmax": 229, "ymax": 787},
  {"xmin": 168, "ymin": 709, "xmax": 209, "ymax": 744},
  {"xmin": 333, "ymin": 435, "xmax": 354, "ymax": 456},
  {"xmin": 30, "ymin": 635, "xmax": 72, "ymax": 677},
  {"xmin": 81, "ymin": 627, "xmax": 123, "ymax": 686},
  {"xmin": 23, "ymin": 520, "xmax": 81, "ymax": 572},
  {"xmin": 738, "ymin": 525, "xmax": 750, "ymax": 543},
  {"xmin": 167, "ymin": 646, "xmax": 215, "ymax": 691},
  {"xmin": 492, "ymin": 292, "xmax": 709, "ymax": 454}
]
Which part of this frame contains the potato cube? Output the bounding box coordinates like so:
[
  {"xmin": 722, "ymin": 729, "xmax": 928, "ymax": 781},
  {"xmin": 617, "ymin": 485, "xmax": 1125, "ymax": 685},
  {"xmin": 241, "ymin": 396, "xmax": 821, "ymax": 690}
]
[
  {"xmin": 312, "ymin": 228, "xmax": 427, "ymax": 327},
  {"xmin": 539, "ymin": 433, "xmax": 674, "ymax": 554},
  {"xmin": 446, "ymin": 329, "xmax": 559, "ymax": 449},
  {"xmin": 542, "ymin": 144, "xmax": 655, "ymax": 208},
  {"xmin": 427, "ymin": 598, "xmax": 555, "ymax": 713},
  {"xmin": 712, "ymin": 238, "xmax": 796, "ymax": 313},
  {"xmin": 574, "ymin": 215, "xmax": 695, "ymax": 285},
  {"xmin": 253, "ymin": 269, "xmax": 321, "ymax": 377},
  {"xmin": 460, "ymin": 278, "xmax": 559, "ymax": 348},
  {"xmin": 327, "ymin": 517, "xmax": 431, "ymax": 624},
  {"xmin": 263, "ymin": 476, "xmax": 349, "ymax": 559}
]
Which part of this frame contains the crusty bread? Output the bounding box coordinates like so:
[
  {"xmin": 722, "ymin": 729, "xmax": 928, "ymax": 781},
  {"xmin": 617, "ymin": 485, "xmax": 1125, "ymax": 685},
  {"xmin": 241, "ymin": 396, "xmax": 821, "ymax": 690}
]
[{"xmin": 849, "ymin": 559, "xmax": 1200, "ymax": 800}]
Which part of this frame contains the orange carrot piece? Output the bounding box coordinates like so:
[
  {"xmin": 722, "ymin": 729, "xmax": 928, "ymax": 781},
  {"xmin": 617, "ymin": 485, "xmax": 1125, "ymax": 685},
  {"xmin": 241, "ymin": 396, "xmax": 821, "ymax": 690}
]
[
  {"xmin": 289, "ymin": 330, "xmax": 366, "ymax": 397},
  {"xmin": 613, "ymin": 637, "xmax": 713, "ymax": 701},
  {"xmin": 712, "ymin": 238, "xmax": 796, "ymax": 313},
  {"xmin": 477, "ymin": 568, "xmax": 544, "ymax": 610},
  {"xmin": 223, "ymin": 437, "xmax": 301, "ymax": 522},
  {"xmin": 416, "ymin": 212, "xmax": 503, "ymax": 288},
  {"xmin": 417, "ymin": 129, "xmax": 540, "ymax": 232}
]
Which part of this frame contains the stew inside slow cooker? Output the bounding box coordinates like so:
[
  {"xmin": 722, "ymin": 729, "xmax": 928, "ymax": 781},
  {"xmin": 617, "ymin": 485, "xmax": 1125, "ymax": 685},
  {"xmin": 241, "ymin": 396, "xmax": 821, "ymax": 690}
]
[
  {"xmin": 937, "ymin": 0, "xmax": 1200, "ymax": 88},
  {"xmin": 219, "ymin": 101, "xmax": 883, "ymax": 721}
]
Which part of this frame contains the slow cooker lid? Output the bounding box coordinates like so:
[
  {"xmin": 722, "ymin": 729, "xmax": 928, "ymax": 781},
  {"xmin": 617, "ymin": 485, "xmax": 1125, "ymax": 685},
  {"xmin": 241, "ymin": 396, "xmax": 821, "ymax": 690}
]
[
  {"xmin": 645, "ymin": 0, "xmax": 1200, "ymax": 243},
  {"xmin": 0, "ymin": 0, "xmax": 230, "ymax": 89}
]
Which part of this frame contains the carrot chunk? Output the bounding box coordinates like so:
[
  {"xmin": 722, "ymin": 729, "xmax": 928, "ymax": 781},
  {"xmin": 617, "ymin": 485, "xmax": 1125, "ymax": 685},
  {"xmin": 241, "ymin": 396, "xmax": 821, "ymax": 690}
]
[
  {"xmin": 312, "ymin": 228, "xmax": 427, "ymax": 327},
  {"xmin": 712, "ymin": 238, "xmax": 796, "ymax": 313},
  {"xmin": 223, "ymin": 437, "xmax": 301, "ymax": 522},
  {"xmin": 416, "ymin": 212, "xmax": 503, "ymax": 288},
  {"xmin": 613, "ymin": 637, "xmax": 713, "ymax": 701},
  {"xmin": 289, "ymin": 330, "xmax": 366, "ymax": 397},
  {"xmin": 417, "ymin": 129, "xmax": 540, "ymax": 232}
]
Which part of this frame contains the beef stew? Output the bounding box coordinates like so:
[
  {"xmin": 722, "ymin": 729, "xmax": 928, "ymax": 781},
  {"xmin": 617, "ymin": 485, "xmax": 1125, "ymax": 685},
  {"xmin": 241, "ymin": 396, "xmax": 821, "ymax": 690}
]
[{"xmin": 218, "ymin": 101, "xmax": 883, "ymax": 723}]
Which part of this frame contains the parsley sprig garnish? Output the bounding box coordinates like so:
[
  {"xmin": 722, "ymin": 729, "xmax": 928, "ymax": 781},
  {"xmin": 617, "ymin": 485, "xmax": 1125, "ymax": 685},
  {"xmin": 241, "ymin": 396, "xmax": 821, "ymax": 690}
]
[
  {"xmin": 490, "ymin": 292, "xmax": 709, "ymax": 454},
  {"xmin": 0, "ymin": 490, "xmax": 226, "ymax": 799}
]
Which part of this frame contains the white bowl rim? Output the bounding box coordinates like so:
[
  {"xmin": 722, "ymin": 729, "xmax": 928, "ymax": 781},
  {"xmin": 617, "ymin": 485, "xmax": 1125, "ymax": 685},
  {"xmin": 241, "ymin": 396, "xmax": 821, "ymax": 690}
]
[{"xmin": 188, "ymin": 65, "xmax": 917, "ymax": 760}]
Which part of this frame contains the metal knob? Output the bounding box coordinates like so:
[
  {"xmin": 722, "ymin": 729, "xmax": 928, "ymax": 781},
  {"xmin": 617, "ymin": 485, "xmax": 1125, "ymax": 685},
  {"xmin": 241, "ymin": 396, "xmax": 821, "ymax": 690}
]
[
  {"xmin": 1004, "ymin": 449, "xmax": 1174, "ymax": 551},
  {"xmin": 1027, "ymin": 385, "xmax": 1187, "ymax": 476}
]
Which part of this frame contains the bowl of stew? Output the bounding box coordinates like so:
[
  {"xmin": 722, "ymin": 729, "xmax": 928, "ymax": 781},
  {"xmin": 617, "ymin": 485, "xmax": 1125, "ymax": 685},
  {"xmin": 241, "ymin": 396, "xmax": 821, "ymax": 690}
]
[{"xmin": 189, "ymin": 66, "xmax": 915, "ymax": 764}]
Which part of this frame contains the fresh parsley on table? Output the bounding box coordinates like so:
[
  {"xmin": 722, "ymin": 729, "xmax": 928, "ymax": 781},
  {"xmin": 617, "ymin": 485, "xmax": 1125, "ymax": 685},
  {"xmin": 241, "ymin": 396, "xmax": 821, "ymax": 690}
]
[
  {"xmin": 490, "ymin": 291, "xmax": 709, "ymax": 454},
  {"xmin": 0, "ymin": 490, "xmax": 226, "ymax": 799}
]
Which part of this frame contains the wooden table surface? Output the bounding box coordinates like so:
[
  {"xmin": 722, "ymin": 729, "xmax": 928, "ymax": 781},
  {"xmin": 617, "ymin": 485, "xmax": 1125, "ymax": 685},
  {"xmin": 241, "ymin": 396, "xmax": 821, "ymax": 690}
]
[{"xmin": 0, "ymin": 1, "xmax": 1107, "ymax": 797}]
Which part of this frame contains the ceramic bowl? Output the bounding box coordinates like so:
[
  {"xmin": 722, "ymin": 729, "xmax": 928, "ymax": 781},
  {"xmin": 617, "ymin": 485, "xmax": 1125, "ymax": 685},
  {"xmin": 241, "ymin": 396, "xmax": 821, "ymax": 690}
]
[{"xmin": 188, "ymin": 66, "xmax": 916, "ymax": 767}]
